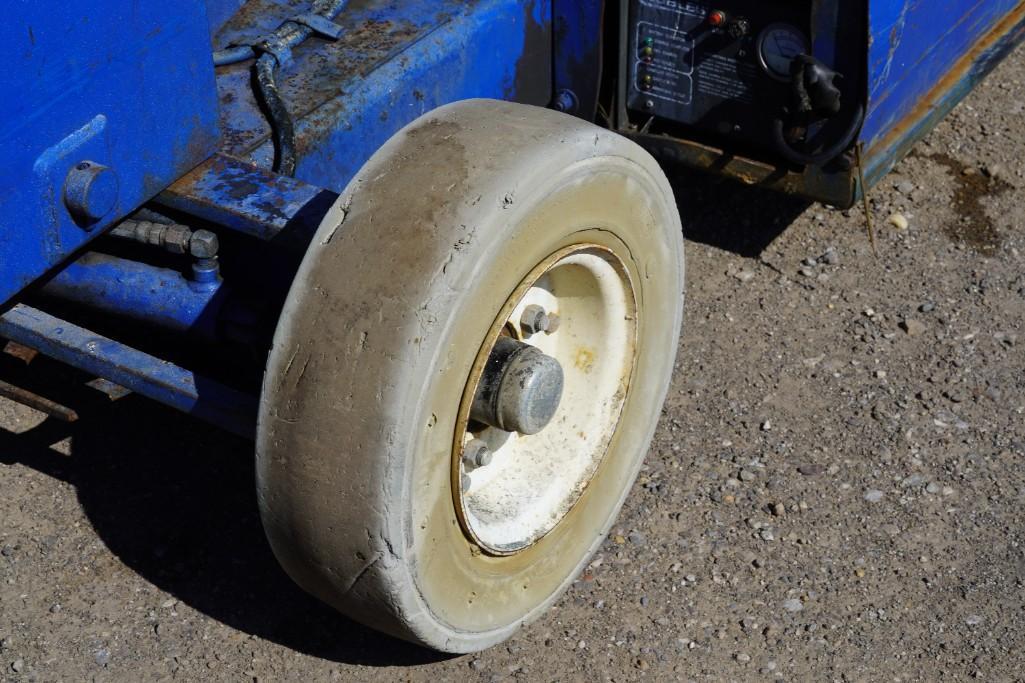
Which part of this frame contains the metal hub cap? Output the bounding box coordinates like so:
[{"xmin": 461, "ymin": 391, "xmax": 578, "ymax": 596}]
[
  {"xmin": 470, "ymin": 336, "xmax": 565, "ymax": 436},
  {"xmin": 453, "ymin": 245, "xmax": 637, "ymax": 555}
]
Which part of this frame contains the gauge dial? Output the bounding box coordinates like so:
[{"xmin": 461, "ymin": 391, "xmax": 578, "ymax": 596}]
[{"xmin": 757, "ymin": 23, "xmax": 810, "ymax": 81}]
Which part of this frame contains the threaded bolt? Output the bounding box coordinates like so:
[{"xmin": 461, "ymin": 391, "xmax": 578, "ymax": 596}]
[
  {"xmin": 462, "ymin": 439, "xmax": 493, "ymax": 469},
  {"xmin": 520, "ymin": 305, "xmax": 550, "ymax": 336}
]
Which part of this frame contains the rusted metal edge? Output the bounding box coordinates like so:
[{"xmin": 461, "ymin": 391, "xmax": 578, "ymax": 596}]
[
  {"xmin": 626, "ymin": 132, "xmax": 857, "ymax": 208},
  {"xmin": 3, "ymin": 341, "xmax": 38, "ymax": 365}
]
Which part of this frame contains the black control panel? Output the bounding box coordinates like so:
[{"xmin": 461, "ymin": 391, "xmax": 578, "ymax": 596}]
[{"xmin": 627, "ymin": 0, "xmax": 810, "ymax": 150}]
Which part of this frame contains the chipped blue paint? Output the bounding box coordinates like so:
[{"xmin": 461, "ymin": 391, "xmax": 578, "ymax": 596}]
[
  {"xmin": 871, "ymin": 0, "xmax": 912, "ymax": 98},
  {"xmin": 38, "ymin": 253, "xmax": 227, "ymax": 341},
  {"xmin": 157, "ymin": 155, "xmax": 336, "ymax": 250},
  {"xmin": 860, "ymin": 1, "xmax": 1025, "ymax": 191},
  {"xmin": 863, "ymin": 0, "xmax": 1024, "ymax": 153},
  {"xmin": 214, "ymin": 0, "xmax": 553, "ymax": 191}
]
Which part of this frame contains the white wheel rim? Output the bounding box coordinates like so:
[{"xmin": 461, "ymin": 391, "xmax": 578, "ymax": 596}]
[{"xmin": 453, "ymin": 245, "xmax": 637, "ymax": 555}]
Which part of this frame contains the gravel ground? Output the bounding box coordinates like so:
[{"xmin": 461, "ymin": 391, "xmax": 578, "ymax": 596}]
[{"xmin": 3, "ymin": 44, "xmax": 1025, "ymax": 683}]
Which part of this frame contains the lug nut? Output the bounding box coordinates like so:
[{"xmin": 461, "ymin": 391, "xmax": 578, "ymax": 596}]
[
  {"xmin": 545, "ymin": 313, "xmax": 561, "ymax": 334},
  {"xmin": 520, "ymin": 304, "xmax": 550, "ymax": 336},
  {"xmin": 462, "ymin": 439, "xmax": 493, "ymax": 468}
]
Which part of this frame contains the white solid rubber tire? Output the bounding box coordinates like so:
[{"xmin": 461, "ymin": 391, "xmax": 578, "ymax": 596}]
[{"xmin": 256, "ymin": 99, "xmax": 684, "ymax": 653}]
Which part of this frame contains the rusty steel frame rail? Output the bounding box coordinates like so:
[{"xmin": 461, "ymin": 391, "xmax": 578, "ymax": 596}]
[
  {"xmin": 626, "ymin": 131, "xmax": 857, "ymax": 207},
  {"xmin": 0, "ymin": 379, "xmax": 79, "ymax": 422}
]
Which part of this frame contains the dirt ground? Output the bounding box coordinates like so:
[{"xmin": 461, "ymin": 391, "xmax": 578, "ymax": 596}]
[{"xmin": 3, "ymin": 44, "xmax": 1025, "ymax": 683}]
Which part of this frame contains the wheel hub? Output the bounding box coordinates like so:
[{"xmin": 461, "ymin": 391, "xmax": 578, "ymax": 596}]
[
  {"xmin": 470, "ymin": 337, "xmax": 565, "ymax": 436},
  {"xmin": 453, "ymin": 245, "xmax": 638, "ymax": 555}
]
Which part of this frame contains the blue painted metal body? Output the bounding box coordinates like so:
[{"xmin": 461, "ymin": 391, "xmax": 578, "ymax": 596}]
[
  {"xmin": 0, "ymin": 0, "xmax": 557, "ymax": 432},
  {"xmin": 552, "ymin": 0, "xmax": 605, "ymax": 119},
  {"xmin": 864, "ymin": 0, "xmax": 1022, "ymax": 150},
  {"xmin": 38, "ymin": 253, "xmax": 227, "ymax": 342},
  {"xmin": 862, "ymin": 1, "xmax": 1025, "ymax": 186},
  {"xmin": 0, "ymin": 0, "xmax": 220, "ymax": 306},
  {"xmin": 2, "ymin": 0, "xmax": 1024, "ymax": 436}
]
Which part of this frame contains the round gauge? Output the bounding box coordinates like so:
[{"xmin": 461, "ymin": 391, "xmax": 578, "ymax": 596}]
[{"xmin": 757, "ymin": 23, "xmax": 810, "ymax": 82}]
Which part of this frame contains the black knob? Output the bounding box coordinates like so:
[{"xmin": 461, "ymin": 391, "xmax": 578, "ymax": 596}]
[
  {"xmin": 728, "ymin": 18, "xmax": 750, "ymax": 39},
  {"xmin": 791, "ymin": 55, "xmax": 843, "ymax": 117}
]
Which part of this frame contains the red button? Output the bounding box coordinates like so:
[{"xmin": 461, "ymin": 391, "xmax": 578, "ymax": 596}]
[{"xmin": 709, "ymin": 11, "xmax": 726, "ymax": 26}]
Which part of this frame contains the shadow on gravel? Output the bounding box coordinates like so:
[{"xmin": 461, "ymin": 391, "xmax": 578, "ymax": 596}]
[
  {"xmin": 0, "ymin": 355, "xmax": 449, "ymax": 668},
  {"xmin": 668, "ymin": 168, "xmax": 810, "ymax": 257}
]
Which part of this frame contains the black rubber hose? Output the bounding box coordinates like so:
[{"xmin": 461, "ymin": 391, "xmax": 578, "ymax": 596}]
[
  {"xmin": 771, "ymin": 103, "xmax": 866, "ymax": 167},
  {"xmin": 224, "ymin": 0, "xmax": 351, "ymax": 175},
  {"xmin": 254, "ymin": 54, "xmax": 298, "ymax": 176}
]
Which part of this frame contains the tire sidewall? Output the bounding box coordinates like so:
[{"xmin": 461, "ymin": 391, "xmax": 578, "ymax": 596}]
[
  {"xmin": 397, "ymin": 156, "xmax": 684, "ymax": 650},
  {"xmin": 257, "ymin": 101, "xmax": 684, "ymax": 654}
]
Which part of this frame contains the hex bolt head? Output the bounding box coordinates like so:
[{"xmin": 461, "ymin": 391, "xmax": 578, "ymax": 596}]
[
  {"xmin": 189, "ymin": 230, "xmax": 220, "ymax": 259},
  {"xmin": 63, "ymin": 161, "xmax": 119, "ymax": 227},
  {"xmin": 544, "ymin": 313, "xmax": 561, "ymax": 334},
  {"xmin": 462, "ymin": 439, "xmax": 493, "ymax": 468},
  {"xmin": 163, "ymin": 224, "xmax": 194, "ymax": 254},
  {"xmin": 553, "ymin": 89, "xmax": 578, "ymax": 113},
  {"xmin": 520, "ymin": 304, "xmax": 550, "ymax": 336}
]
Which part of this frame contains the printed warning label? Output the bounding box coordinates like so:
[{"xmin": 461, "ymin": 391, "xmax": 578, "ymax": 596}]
[{"xmin": 696, "ymin": 54, "xmax": 757, "ymax": 104}]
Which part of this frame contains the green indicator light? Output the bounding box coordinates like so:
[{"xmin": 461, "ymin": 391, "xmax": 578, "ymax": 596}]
[{"xmin": 644, "ymin": 37, "xmax": 654, "ymax": 46}]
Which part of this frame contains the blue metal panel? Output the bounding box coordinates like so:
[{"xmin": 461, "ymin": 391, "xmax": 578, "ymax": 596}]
[
  {"xmin": 861, "ymin": 2, "xmax": 1025, "ymax": 188},
  {"xmin": 38, "ymin": 253, "xmax": 227, "ymax": 341},
  {"xmin": 213, "ymin": 0, "xmax": 552, "ymax": 191},
  {"xmin": 0, "ymin": 0, "xmax": 220, "ymax": 306},
  {"xmin": 0, "ymin": 305, "xmax": 257, "ymax": 438},
  {"xmin": 205, "ymin": 0, "xmax": 249, "ymax": 35},
  {"xmin": 553, "ymin": 0, "xmax": 605, "ymax": 119}
]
